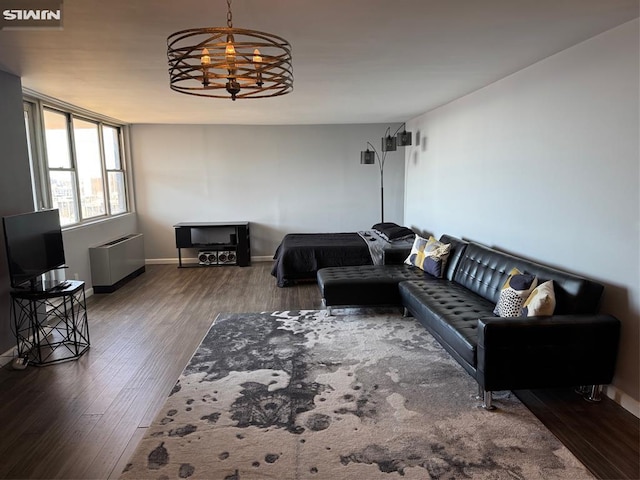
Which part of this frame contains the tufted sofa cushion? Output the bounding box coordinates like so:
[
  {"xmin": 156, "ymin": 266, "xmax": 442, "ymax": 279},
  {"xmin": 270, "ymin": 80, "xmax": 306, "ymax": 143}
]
[{"xmin": 399, "ymin": 280, "xmax": 495, "ymax": 375}]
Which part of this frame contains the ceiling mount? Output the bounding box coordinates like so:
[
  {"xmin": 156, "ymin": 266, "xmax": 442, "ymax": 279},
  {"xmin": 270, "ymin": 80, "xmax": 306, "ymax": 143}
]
[{"xmin": 167, "ymin": 0, "xmax": 293, "ymax": 101}]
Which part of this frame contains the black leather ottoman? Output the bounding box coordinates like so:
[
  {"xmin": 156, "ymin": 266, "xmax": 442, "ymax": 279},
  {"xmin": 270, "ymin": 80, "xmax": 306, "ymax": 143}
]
[{"xmin": 317, "ymin": 264, "xmax": 433, "ymax": 313}]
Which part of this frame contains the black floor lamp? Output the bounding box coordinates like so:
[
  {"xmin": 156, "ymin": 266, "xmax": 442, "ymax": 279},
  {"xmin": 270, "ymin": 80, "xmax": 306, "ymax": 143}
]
[{"xmin": 360, "ymin": 124, "xmax": 412, "ymax": 222}]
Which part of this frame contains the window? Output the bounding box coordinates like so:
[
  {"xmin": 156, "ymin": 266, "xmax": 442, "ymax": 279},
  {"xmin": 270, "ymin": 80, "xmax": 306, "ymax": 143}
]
[
  {"xmin": 43, "ymin": 108, "xmax": 79, "ymax": 225},
  {"xmin": 28, "ymin": 101, "xmax": 130, "ymax": 227},
  {"xmin": 22, "ymin": 102, "xmax": 40, "ymax": 210},
  {"xmin": 72, "ymin": 117, "xmax": 106, "ymax": 220},
  {"xmin": 103, "ymin": 125, "xmax": 127, "ymax": 215}
]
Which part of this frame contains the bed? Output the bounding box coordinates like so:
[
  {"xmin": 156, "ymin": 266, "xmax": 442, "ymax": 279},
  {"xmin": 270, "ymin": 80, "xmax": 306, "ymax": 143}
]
[{"xmin": 271, "ymin": 223, "xmax": 415, "ymax": 287}]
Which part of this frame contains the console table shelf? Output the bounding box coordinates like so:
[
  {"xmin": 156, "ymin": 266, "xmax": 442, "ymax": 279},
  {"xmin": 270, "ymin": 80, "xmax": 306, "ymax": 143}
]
[
  {"xmin": 10, "ymin": 280, "xmax": 90, "ymax": 366},
  {"xmin": 174, "ymin": 222, "xmax": 251, "ymax": 268}
]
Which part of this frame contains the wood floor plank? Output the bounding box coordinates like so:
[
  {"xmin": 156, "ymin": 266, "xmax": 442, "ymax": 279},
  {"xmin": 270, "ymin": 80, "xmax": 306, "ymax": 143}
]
[
  {"xmin": 0, "ymin": 262, "xmax": 636, "ymax": 479},
  {"xmin": 107, "ymin": 427, "xmax": 147, "ymax": 480},
  {"xmin": 24, "ymin": 413, "xmax": 103, "ymax": 479},
  {"xmin": 514, "ymin": 388, "xmax": 640, "ymax": 480}
]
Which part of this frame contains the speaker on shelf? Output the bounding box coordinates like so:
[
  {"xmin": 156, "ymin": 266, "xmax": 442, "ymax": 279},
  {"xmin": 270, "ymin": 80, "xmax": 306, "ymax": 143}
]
[
  {"xmin": 218, "ymin": 251, "xmax": 236, "ymax": 264},
  {"xmin": 198, "ymin": 250, "xmax": 217, "ymax": 265}
]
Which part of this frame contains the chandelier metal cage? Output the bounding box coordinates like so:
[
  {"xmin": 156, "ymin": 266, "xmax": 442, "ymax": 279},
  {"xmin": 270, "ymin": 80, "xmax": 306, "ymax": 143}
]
[{"xmin": 167, "ymin": 0, "xmax": 293, "ymax": 101}]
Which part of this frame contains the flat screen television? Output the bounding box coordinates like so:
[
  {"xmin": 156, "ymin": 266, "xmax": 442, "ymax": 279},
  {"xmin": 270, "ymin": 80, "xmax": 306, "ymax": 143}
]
[{"xmin": 2, "ymin": 209, "xmax": 66, "ymax": 290}]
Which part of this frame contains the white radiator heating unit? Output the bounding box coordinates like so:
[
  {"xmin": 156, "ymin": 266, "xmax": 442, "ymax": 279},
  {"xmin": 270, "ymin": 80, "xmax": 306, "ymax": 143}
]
[{"xmin": 89, "ymin": 233, "xmax": 146, "ymax": 293}]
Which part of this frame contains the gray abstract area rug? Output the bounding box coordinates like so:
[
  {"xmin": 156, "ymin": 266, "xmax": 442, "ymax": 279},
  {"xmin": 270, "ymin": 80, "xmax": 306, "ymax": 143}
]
[{"xmin": 120, "ymin": 310, "xmax": 594, "ymax": 480}]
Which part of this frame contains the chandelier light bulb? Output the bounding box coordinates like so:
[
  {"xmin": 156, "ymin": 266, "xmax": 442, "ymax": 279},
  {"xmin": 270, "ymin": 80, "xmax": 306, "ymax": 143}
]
[
  {"xmin": 200, "ymin": 48, "xmax": 211, "ymax": 66},
  {"xmin": 225, "ymin": 39, "xmax": 237, "ymax": 72},
  {"xmin": 253, "ymin": 48, "xmax": 264, "ymax": 86}
]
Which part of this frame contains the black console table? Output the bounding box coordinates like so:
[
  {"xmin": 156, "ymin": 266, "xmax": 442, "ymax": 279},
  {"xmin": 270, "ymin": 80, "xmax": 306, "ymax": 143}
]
[
  {"xmin": 174, "ymin": 222, "xmax": 251, "ymax": 267},
  {"xmin": 10, "ymin": 280, "xmax": 90, "ymax": 366}
]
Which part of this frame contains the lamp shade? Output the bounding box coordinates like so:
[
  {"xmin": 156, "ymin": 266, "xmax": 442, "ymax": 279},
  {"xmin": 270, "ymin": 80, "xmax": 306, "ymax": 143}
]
[
  {"xmin": 360, "ymin": 150, "xmax": 376, "ymax": 164},
  {"xmin": 381, "ymin": 135, "xmax": 397, "ymax": 152},
  {"xmin": 396, "ymin": 130, "xmax": 412, "ymax": 146}
]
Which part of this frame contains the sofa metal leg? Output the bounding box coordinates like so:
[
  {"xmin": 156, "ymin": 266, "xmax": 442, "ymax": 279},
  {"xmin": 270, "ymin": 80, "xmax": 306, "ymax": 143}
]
[
  {"xmin": 481, "ymin": 390, "xmax": 496, "ymax": 411},
  {"xmin": 575, "ymin": 385, "xmax": 589, "ymax": 396},
  {"xmin": 326, "ymin": 306, "xmax": 332, "ymax": 316},
  {"xmin": 321, "ymin": 299, "xmax": 333, "ymax": 316},
  {"xmin": 584, "ymin": 384, "xmax": 603, "ymax": 402},
  {"xmin": 474, "ymin": 385, "xmax": 496, "ymax": 410},
  {"xmin": 402, "ymin": 307, "xmax": 412, "ymax": 318}
]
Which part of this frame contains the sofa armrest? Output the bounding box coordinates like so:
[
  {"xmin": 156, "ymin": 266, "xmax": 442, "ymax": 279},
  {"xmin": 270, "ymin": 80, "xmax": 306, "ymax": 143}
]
[{"xmin": 476, "ymin": 314, "xmax": 620, "ymax": 392}]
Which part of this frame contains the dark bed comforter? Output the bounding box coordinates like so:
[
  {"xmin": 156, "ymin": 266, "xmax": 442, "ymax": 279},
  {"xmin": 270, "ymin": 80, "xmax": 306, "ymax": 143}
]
[{"xmin": 271, "ymin": 233, "xmax": 372, "ymax": 287}]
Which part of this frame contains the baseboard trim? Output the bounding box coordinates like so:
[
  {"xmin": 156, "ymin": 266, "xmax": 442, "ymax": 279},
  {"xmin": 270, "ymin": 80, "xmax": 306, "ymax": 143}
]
[
  {"xmin": 252, "ymin": 256, "xmax": 273, "ymax": 262},
  {"xmin": 0, "ymin": 350, "xmax": 15, "ymax": 368},
  {"xmin": 145, "ymin": 258, "xmax": 182, "ymax": 265},
  {"xmin": 606, "ymin": 384, "xmax": 640, "ymax": 418},
  {"xmin": 146, "ymin": 256, "xmax": 272, "ymax": 265}
]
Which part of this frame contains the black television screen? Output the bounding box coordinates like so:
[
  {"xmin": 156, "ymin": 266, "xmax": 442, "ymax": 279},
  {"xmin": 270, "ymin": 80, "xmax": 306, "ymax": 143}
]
[{"xmin": 2, "ymin": 209, "xmax": 66, "ymax": 289}]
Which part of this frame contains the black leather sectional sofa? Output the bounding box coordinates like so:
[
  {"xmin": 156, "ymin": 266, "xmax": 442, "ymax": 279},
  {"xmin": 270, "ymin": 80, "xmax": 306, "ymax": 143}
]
[{"xmin": 316, "ymin": 234, "xmax": 620, "ymax": 409}]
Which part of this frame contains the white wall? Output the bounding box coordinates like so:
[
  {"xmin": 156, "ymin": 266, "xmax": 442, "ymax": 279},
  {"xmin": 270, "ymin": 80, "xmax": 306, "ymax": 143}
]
[
  {"xmin": 404, "ymin": 20, "xmax": 639, "ymax": 414},
  {"xmin": 0, "ymin": 70, "xmax": 35, "ymax": 354},
  {"xmin": 131, "ymin": 124, "xmax": 405, "ymax": 260}
]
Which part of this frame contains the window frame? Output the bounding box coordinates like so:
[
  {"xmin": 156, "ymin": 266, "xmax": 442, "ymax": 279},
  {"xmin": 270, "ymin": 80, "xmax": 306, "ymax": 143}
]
[
  {"xmin": 23, "ymin": 93, "xmax": 132, "ymax": 229},
  {"xmin": 102, "ymin": 124, "xmax": 129, "ymax": 216},
  {"xmin": 22, "ymin": 101, "xmax": 42, "ymax": 210}
]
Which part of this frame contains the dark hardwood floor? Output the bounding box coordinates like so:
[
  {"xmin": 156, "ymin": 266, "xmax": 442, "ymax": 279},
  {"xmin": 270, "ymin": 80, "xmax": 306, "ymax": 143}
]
[
  {"xmin": 515, "ymin": 388, "xmax": 639, "ymax": 480},
  {"xmin": 0, "ymin": 263, "xmax": 637, "ymax": 479}
]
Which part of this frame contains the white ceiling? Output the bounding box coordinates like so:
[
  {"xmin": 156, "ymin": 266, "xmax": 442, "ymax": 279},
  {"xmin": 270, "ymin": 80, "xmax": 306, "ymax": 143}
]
[{"xmin": 0, "ymin": 0, "xmax": 637, "ymax": 125}]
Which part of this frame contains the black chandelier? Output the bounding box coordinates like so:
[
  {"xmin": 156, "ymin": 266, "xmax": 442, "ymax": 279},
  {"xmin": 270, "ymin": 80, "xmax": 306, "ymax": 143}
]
[
  {"xmin": 167, "ymin": 0, "xmax": 293, "ymax": 101},
  {"xmin": 360, "ymin": 124, "xmax": 412, "ymax": 222}
]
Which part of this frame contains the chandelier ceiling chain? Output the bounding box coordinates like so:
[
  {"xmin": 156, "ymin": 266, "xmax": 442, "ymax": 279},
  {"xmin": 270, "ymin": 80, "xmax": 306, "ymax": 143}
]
[{"xmin": 167, "ymin": 0, "xmax": 293, "ymax": 100}]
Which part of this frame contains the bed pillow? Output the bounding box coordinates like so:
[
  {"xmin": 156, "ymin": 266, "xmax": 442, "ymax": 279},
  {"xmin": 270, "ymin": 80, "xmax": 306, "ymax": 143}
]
[
  {"xmin": 404, "ymin": 235, "xmax": 451, "ymax": 278},
  {"xmin": 493, "ymin": 268, "xmax": 538, "ymax": 317},
  {"xmin": 522, "ymin": 280, "xmax": 556, "ymax": 316},
  {"xmin": 371, "ymin": 222, "xmax": 415, "ymax": 242}
]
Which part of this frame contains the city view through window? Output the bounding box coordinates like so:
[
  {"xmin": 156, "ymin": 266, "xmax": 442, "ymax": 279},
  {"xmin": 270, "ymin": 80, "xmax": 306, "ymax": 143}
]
[{"xmin": 42, "ymin": 108, "xmax": 127, "ymax": 226}]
